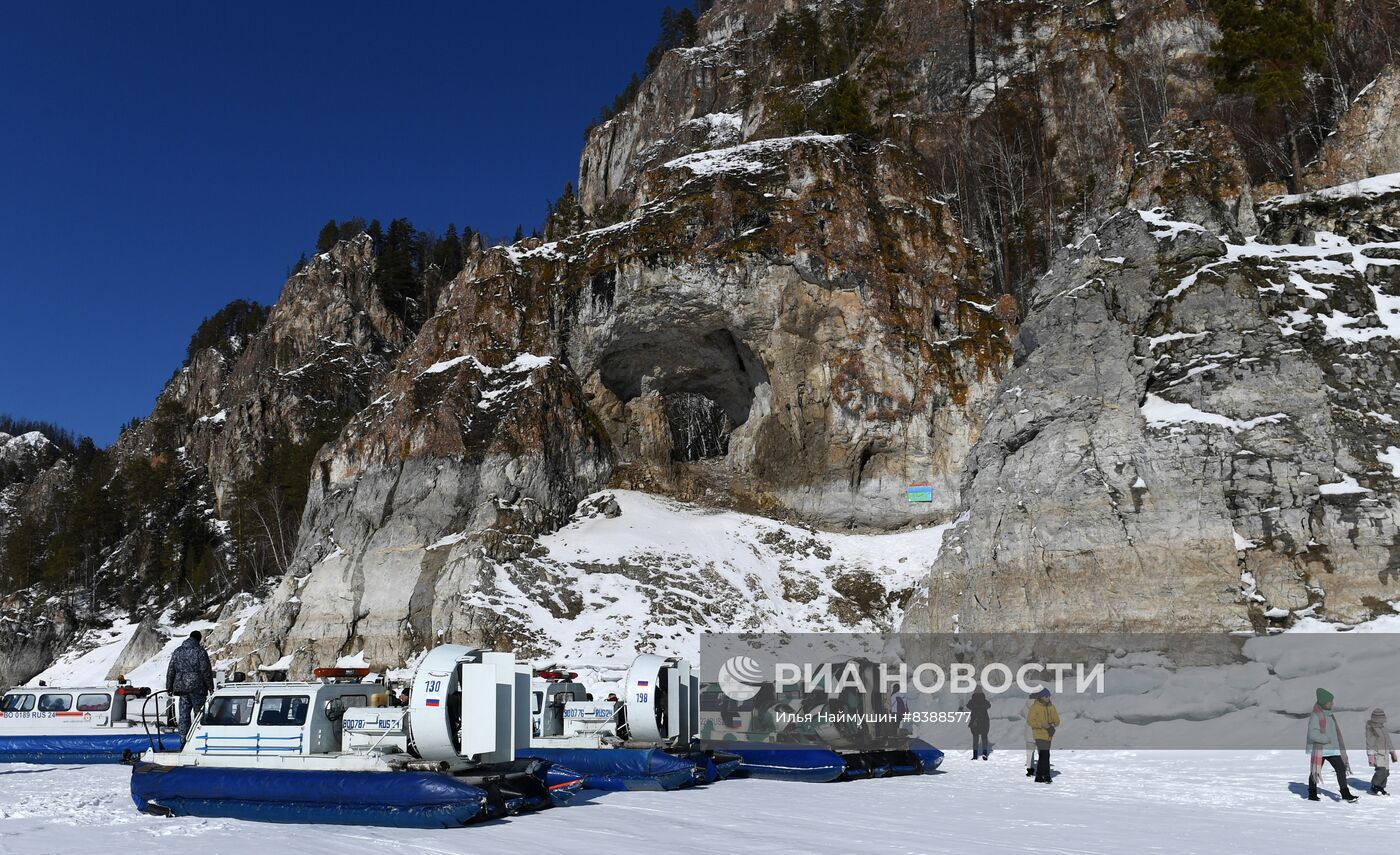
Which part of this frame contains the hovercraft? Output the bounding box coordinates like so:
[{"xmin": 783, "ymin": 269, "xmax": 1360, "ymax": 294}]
[
  {"xmin": 0, "ymin": 679, "xmax": 181, "ymax": 763},
  {"xmin": 701, "ymin": 663, "xmax": 944, "ymax": 783},
  {"xmin": 718, "ymin": 740, "xmax": 944, "ymax": 783},
  {"xmin": 523, "ymin": 654, "xmax": 741, "ymax": 791},
  {"xmin": 129, "ymin": 645, "xmax": 581, "ymax": 828}
]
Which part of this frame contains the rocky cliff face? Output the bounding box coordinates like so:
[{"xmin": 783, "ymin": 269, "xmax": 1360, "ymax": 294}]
[
  {"xmin": 577, "ymin": 1, "xmax": 1229, "ymax": 289},
  {"xmin": 1304, "ymin": 65, "xmax": 1400, "ymax": 190},
  {"xmin": 0, "ymin": 431, "xmax": 63, "ymax": 544},
  {"xmin": 903, "ymin": 114, "xmax": 1400, "ymax": 633},
  {"xmin": 227, "ymin": 129, "xmax": 1011, "ymax": 669},
  {"xmin": 0, "ymin": 237, "xmax": 406, "ymax": 685},
  {"xmin": 114, "ymin": 236, "xmax": 406, "ymax": 508},
  {"xmin": 0, "ymin": 431, "xmax": 74, "ymax": 685},
  {"xmin": 582, "ymin": 136, "xmax": 1008, "ymax": 524}
]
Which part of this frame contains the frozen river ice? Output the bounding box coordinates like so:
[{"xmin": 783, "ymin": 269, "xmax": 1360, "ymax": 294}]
[{"xmin": 2, "ymin": 750, "xmax": 1395, "ymax": 855}]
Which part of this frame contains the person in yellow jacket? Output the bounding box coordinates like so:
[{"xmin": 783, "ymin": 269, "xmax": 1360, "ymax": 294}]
[{"xmin": 1027, "ymin": 687, "xmax": 1060, "ymax": 783}]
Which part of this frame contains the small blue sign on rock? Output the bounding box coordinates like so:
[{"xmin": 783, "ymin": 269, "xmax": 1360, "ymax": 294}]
[{"xmin": 906, "ymin": 483, "xmax": 933, "ymax": 503}]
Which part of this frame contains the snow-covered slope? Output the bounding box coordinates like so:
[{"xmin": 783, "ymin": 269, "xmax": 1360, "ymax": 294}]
[
  {"xmin": 25, "ymin": 614, "xmax": 217, "ymax": 689},
  {"xmin": 25, "ymin": 620, "xmax": 141, "ymax": 685},
  {"xmin": 484, "ymin": 490, "xmax": 952, "ymax": 665}
]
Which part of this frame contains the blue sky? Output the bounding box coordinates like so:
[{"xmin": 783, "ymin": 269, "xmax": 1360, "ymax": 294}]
[{"xmin": 0, "ymin": 2, "xmax": 675, "ymax": 445}]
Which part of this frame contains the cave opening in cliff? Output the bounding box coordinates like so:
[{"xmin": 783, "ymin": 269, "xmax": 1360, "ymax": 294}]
[{"xmin": 598, "ymin": 328, "xmax": 767, "ymax": 462}]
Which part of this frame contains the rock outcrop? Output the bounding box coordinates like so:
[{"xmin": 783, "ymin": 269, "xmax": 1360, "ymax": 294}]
[
  {"xmin": 114, "ymin": 235, "xmax": 407, "ymax": 509},
  {"xmin": 0, "ymin": 431, "xmax": 62, "ymax": 544},
  {"xmin": 1304, "ymin": 65, "xmax": 1400, "ymax": 190},
  {"xmin": 578, "ymin": 0, "xmax": 1224, "ymax": 282},
  {"xmin": 903, "ymin": 122, "xmax": 1400, "ymax": 633},
  {"xmin": 0, "ymin": 431, "xmax": 59, "ymax": 484},
  {"xmin": 1, "ymin": 237, "xmax": 409, "ymax": 685},
  {"xmin": 105, "ymin": 617, "xmax": 167, "ymax": 681},
  {"xmin": 0, "ymin": 432, "xmax": 73, "ymax": 686},
  {"xmin": 581, "ymin": 136, "xmax": 1009, "ymax": 524},
  {"xmin": 0, "ymin": 594, "xmax": 78, "ymax": 687}
]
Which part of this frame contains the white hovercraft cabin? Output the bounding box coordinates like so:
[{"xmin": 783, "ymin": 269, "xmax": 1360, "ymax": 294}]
[{"xmin": 182, "ymin": 670, "xmax": 377, "ymax": 763}]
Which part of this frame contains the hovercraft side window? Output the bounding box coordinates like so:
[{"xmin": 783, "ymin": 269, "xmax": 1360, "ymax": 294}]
[
  {"xmin": 339, "ymin": 694, "xmax": 367, "ymax": 711},
  {"xmin": 257, "ymin": 695, "xmax": 311, "ymax": 727},
  {"xmin": 77, "ymin": 693, "xmax": 111, "ymax": 712},
  {"xmin": 38, "ymin": 693, "xmax": 73, "ymax": 712},
  {"xmin": 1, "ymin": 693, "xmax": 36, "ymax": 712},
  {"xmin": 203, "ymin": 696, "xmax": 255, "ymax": 726}
]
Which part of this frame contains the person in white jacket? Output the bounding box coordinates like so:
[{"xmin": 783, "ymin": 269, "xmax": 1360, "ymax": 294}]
[{"xmin": 1307, "ymin": 687, "xmax": 1357, "ymax": 802}]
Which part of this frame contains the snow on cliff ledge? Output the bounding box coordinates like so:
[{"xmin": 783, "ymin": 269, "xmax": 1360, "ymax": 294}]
[
  {"xmin": 1262, "ymin": 171, "xmax": 1400, "ymax": 209},
  {"xmin": 664, "ymin": 133, "xmax": 847, "ymax": 176}
]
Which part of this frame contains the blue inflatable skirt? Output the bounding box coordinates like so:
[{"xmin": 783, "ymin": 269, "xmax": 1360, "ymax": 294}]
[
  {"xmin": 129, "ymin": 760, "xmax": 552, "ymax": 828},
  {"xmin": 727, "ymin": 741, "xmax": 944, "ymax": 782},
  {"xmin": 0, "ymin": 733, "xmax": 181, "ymax": 765},
  {"xmin": 524, "ymin": 747, "xmax": 714, "ymax": 791}
]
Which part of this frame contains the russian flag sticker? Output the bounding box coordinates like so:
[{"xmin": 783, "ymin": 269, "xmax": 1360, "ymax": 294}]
[
  {"xmin": 425, "ymin": 698, "xmax": 441, "ymax": 707},
  {"xmin": 635, "ymin": 680, "xmax": 649, "ymax": 687}
]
